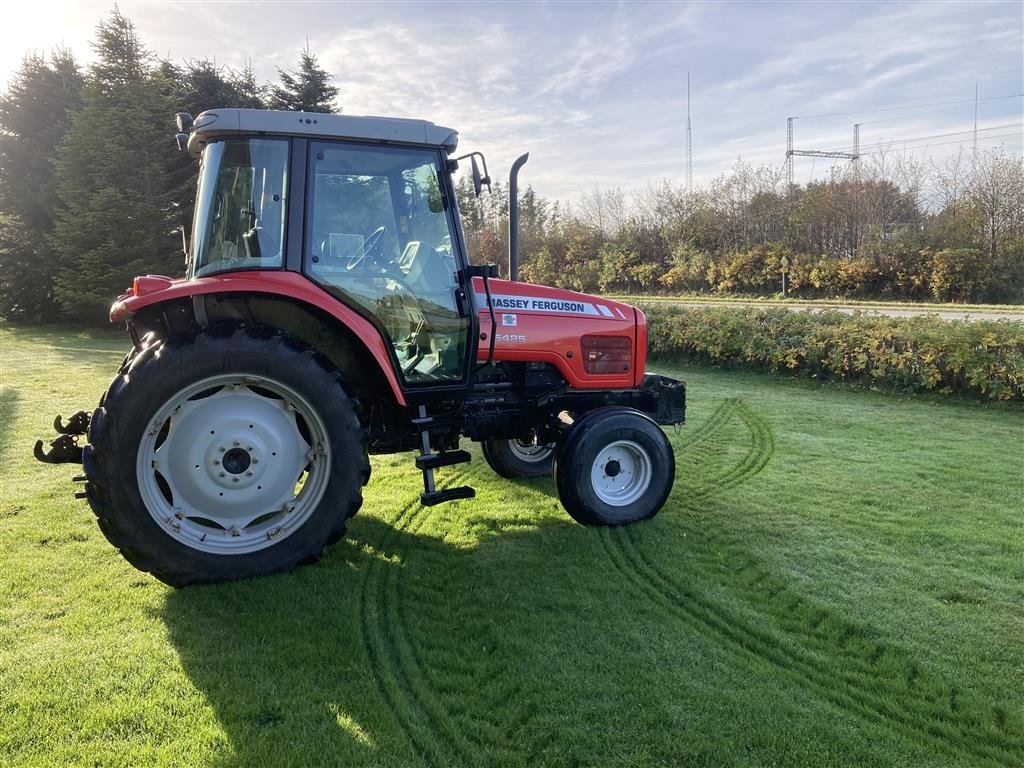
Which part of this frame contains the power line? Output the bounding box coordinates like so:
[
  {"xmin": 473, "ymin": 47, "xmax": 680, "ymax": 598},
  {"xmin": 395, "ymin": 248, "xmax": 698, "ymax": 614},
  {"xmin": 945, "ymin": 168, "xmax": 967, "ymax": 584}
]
[
  {"xmin": 792, "ymin": 92, "xmax": 1023, "ymax": 121},
  {"xmin": 785, "ymin": 92, "xmax": 1022, "ymax": 188},
  {"xmin": 859, "ymin": 101, "xmax": 1000, "ymax": 126},
  {"xmin": 789, "ymin": 133, "xmax": 1022, "ymax": 173},
  {"xmin": 818, "ymin": 123, "xmax": 1022, "ymax": 155},
  {"xmin": 854, "ymin": 132, "xmax": 1022, "ymax": 156}
]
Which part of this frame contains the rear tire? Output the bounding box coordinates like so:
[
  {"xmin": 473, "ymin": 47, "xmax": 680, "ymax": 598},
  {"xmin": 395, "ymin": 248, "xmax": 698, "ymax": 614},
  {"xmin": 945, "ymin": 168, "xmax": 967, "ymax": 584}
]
[
  {"xmin": 84, "ymin": 325, "xmax": 369, "ymax": 587},
  {"xmin": 553, "ymin": 407, "xmax": 674, "ymax": 526},
  {"xmin": 481, "ymin": 434, "xmax": 555, "ymax": 478}
]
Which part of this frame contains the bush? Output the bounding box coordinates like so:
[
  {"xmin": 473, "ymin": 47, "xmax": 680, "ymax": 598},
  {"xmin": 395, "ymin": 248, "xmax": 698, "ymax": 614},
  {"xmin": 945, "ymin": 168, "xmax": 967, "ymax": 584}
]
[{"xmin": 643, "ymin": 304, "xmax": 1024, "ymax": 401}]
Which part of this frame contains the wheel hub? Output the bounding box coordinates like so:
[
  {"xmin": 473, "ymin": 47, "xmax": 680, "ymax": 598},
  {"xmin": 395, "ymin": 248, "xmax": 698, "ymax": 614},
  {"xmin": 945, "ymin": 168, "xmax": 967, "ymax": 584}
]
[
  {"xmin": 508, "ymin": 433, "xmax": 555, "ymax": 463},
  {"xmin": 222, "ymin": 447, "xmax": 251, "ymax": 475},
  {"xmin": 590, "ymin": 440, "xmax": 653, "ymax": 507},
  {"xmin": 202, "ymin": 433, "xmax": 268, "ymax": 491}
]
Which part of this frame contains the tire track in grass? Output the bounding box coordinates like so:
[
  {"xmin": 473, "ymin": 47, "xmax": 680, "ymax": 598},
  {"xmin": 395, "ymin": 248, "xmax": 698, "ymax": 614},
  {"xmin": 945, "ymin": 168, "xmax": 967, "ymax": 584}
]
[
  {"xmin": 674, "ymin": 398, "xmax": 737, "ymax": 451},
  {"xmin": 366, "ymin": 399, "xmax": 754, "ymax": 762},
  {"xmin": 670, "ymin": 398, "xmax": 773, "ymax": 503},
  {"xmin": 686, "ymin": 400, "xmax": 774, "ymax": 503},
  {"xmin": 400, "ymin": 461, "xmax": 541, "ymax": 762},
  {"xmin": 600, "ymin": 401, "xmax": 1019, "ymax": 766},
  {"xmin": 393, "ymin": 476, "xmax": 517, "ymax": 761},
  {"xmin": 358, "ymin": 471, "xmax": 472, "ymax": 767},
  {"xmin": 604, "ymin": 526, "xmax": 1019, "ymax": 765},
  {"xmin": 359, "ymin": 467, "xmax": 519, "ymax": 766}
]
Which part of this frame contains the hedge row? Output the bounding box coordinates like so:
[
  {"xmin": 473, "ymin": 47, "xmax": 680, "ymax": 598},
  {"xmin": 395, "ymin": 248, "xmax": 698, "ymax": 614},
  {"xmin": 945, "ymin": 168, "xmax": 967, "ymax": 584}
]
[{"xmin": 642, "ymin": 304, "xmax": 1024, "ymax": 402}]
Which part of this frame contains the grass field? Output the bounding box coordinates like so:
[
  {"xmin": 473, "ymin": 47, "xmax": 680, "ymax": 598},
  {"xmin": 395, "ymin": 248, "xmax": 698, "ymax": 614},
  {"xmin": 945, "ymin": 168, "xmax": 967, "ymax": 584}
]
[{"xmin": 1, "ymin": 325, "xmax": 1022, "ymax": 767}]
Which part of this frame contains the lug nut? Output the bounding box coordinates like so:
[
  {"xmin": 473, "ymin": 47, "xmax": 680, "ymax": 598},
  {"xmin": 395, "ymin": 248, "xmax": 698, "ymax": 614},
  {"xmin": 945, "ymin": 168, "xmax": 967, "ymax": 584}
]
[
  {"xmin": 232, "ymin": 477, "xmax": 239, "ymax": 483},
  {"xmin": 219, "ymin": 446, "xmax": 226, "ymax": 453},
  {"xmin": 219, "ymin": 472, "xmax": 225, "ymax": 478},
  {"xmin": 246, "ymin": 471, "xmax": 253, "ymax": 476},
  {"xmin": 213, "ymin": 459, "xmax": 220, "ymax": 465},
  {"xmin": 233, "ymin": 441, "xmax": 240, "ymax": 447}
]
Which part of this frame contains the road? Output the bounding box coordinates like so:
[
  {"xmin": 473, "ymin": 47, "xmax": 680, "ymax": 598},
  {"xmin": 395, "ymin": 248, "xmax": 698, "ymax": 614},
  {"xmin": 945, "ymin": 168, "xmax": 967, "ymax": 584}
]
[{"xmin": 634, "ymin": 299, "xmax": 1024, "ymax": 322}]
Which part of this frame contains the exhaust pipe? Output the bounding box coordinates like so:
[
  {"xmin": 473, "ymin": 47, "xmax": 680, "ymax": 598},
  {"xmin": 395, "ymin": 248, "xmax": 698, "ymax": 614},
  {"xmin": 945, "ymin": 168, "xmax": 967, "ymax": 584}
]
[{"xmin": 508, "ymin": 152, "xmax": 529, "ymax": 282}]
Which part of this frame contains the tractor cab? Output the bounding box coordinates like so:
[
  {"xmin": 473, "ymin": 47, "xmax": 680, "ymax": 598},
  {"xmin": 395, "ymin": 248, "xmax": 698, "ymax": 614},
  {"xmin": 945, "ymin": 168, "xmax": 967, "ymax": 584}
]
[{"xmin": 185, "ymin": 111, "xmax": 471, "ymax": 385}]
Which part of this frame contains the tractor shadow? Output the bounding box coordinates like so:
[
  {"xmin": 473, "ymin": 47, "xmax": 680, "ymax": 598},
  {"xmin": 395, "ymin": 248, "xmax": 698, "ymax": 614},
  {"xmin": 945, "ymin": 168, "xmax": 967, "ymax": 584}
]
[{"xmin": 159, "ymin": 511, "xmax": 627, "ymax": 767}]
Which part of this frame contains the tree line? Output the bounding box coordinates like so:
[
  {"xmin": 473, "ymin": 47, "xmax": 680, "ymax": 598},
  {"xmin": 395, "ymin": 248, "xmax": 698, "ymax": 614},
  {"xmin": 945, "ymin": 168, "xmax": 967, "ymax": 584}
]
[
  {"xmin": 1, "ymin": 10, "xmax": 337, "ymax": 322},
  {"xmin": 458, "ymin": 151, "xmax": 1023, "ymax": 304},
  {"xmin": 2, "ymin": 9, "xmax": 1022, "ymax": 327}
]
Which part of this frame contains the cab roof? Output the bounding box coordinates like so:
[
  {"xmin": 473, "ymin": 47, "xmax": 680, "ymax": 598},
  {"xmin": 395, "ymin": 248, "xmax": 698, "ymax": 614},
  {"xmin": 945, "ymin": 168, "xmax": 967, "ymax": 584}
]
[{"xmin": 186, "ymin": 108, "xmax": 459, "ymax": 158}]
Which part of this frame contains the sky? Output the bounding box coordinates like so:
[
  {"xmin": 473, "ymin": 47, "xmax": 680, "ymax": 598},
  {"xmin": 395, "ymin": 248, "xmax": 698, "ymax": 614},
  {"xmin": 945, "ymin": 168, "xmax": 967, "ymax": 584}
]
[{"xmin": 3, "ymin": 1, "xmax": 1022, "ymax": 201}]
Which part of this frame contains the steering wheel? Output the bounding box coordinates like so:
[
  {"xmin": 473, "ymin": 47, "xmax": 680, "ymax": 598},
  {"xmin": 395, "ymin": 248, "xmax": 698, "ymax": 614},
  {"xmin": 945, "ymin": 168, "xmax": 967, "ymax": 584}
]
[{"xmin": 346, "ymin": 226, "xmax": 386, "ymax": 271}]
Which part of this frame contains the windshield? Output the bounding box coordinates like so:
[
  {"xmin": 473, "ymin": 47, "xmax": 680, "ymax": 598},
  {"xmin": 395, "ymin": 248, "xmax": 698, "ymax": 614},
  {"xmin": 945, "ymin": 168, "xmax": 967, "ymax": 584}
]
[{"xmin": 190, "ymin": 139, "xmax": 289, "ymax": 278}]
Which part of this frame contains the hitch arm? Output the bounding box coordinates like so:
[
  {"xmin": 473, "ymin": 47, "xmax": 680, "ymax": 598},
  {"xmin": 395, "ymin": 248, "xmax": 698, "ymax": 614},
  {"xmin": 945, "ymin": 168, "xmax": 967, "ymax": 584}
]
[
  {"xmin": 54, "ymin": 410, "xmax": 91, "ymax": 435},
  {"xmin": 34, "ymin": 434, "xmax": 84, "ymax": 464}
]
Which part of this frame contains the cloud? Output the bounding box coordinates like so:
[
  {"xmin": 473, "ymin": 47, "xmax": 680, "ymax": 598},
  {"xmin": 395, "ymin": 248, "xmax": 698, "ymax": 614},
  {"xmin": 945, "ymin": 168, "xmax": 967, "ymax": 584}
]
[{"xmin": 2, "ymin": 0, "xmax": 1019, "ymax": 201}]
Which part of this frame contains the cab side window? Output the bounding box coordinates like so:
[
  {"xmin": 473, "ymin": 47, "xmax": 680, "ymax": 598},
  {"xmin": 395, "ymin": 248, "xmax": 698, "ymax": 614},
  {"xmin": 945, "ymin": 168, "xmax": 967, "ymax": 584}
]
[{"xmin": 305, "ymin": 142, "xmax": 468, "ymax": 383}]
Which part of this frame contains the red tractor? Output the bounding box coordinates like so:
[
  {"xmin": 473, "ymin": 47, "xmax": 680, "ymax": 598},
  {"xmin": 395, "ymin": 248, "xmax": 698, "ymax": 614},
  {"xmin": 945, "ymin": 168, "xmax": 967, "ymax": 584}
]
[{"xmin": 35, "ymin": 109, "xmax": 685, "ymax": 587}]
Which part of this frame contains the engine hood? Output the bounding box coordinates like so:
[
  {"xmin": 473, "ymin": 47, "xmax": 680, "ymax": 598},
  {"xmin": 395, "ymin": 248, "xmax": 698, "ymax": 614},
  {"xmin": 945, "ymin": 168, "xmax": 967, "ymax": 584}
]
[{"xmin": 472, "ymin": 278, "xmax": 647, "ymax": 389}]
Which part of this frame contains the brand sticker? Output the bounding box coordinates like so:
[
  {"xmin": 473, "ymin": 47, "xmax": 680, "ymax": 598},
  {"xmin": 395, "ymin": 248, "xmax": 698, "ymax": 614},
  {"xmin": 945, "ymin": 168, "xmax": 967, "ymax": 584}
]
[
  {"xmin": 502, "ymin": 314, "xmax": 517, "ymax": 326},
  {"xmin": 476, "ymin": 293, "xmax": 606, "ymax": 317}
]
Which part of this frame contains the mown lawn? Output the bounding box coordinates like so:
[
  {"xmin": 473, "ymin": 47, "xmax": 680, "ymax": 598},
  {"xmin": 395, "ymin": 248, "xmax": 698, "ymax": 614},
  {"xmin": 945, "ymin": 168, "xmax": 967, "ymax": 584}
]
[{"xmin": 1, "ymin": 325, "xmax": 1021, "ymax": 768}]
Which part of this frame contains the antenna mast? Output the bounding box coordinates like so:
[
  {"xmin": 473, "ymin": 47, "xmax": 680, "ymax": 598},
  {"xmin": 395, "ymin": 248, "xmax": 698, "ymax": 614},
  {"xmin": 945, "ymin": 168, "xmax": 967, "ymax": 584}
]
[
  {"xmin": 973, "ymin": 82, "xmax": 979, "ymax": 165},
  {"xmin": 686, "ymin": 72, "xmax": 693, "ymax": 195}
]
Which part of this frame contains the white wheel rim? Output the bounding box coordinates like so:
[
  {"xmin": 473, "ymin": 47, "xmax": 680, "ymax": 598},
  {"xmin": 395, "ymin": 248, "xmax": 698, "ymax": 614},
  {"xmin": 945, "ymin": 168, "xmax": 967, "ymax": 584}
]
[
  {"xmin": 590, "ymin": 440, "xmax": 653, "ymax": 507},
  {"xmin": 507, "ymin": 434, "xmax": 555, "ymax": 463},
  {"xmin": 135, "ymin": 374, "xmax": 331, "ymax": 555}
]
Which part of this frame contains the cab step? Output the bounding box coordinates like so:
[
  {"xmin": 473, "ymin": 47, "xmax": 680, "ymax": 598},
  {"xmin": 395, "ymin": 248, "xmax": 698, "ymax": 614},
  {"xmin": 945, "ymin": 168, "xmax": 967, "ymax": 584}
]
[
  {"xmin": 415, "ymin": 405, "xmax": 474, "ymax": 507},
  {"xmin": 421, "ymin": 486, "xmax": 476, "ymax": 507},
  {"xmin": 415, "ymin": 449, "xmax": 471, "ymax": 471}
]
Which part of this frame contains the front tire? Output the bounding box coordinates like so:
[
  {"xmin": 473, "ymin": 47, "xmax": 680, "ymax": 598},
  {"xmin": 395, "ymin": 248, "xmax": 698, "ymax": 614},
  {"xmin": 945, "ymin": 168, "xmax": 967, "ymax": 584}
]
[
  {"xmin": 84, "ymin": 325, "xmax": 369, "ymax": 587},
  {"xmin": 553, "ymin": 407, "xmax": 674, "ymax": 526}
]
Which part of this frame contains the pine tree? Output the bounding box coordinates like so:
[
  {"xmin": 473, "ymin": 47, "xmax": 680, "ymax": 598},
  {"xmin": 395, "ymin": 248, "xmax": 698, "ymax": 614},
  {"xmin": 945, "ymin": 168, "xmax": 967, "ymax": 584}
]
[
  {"xmin": 268, "ymin": 46, "xmax": 339, "ymax": 113},
  {"xmin": 227, "ymin": 60, "xmax": 266, "ymax": 109},
  {"xmin": 50, "ymin": 9, "xmax": 183, "ymax": 322},
  {"xmin": 0, "ymin": 49, "xmax": 84, "ymax": 320},
  {"xmin": 166, "ymin": 59, "xmax": 271, "ymax": 234}
]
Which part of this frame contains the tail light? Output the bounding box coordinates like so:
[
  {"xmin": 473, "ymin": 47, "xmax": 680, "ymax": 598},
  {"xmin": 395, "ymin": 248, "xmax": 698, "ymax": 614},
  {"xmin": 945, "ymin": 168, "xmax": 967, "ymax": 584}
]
[
  {"xmin": 581, "ymin": 335, "xmax": 631, "ymax": 374},
  {"xmin": 132, "ymin": 275, "xmax": 174, "ymax": 296}
]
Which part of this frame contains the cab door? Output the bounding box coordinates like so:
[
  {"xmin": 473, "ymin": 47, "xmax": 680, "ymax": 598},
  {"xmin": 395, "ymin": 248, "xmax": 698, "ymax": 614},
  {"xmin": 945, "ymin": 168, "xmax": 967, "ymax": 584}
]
[{"xmin": 302, "ymin": 141, "xmax": 476, "ymax": 392}]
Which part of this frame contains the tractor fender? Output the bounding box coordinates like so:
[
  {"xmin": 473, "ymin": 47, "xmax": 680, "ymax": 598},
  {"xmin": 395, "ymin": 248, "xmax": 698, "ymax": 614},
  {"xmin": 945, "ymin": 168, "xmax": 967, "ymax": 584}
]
[{"xmin": 110, "ymin": 272, "xmax": 406, "ymax": 405}]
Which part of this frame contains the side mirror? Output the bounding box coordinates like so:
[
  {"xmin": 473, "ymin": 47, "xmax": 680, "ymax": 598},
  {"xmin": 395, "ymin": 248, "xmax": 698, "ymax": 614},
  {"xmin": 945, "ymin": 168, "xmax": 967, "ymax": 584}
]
[
  {"xmin": 470, "ymin": 156, "xmax": 483, "ymax": 198},
  {"xmin": 456, "ymin": 152, "xmax": 492, "ymax": 198}
]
